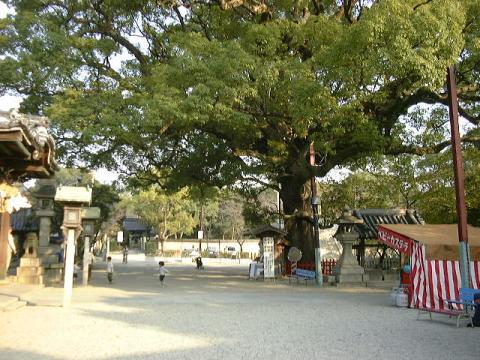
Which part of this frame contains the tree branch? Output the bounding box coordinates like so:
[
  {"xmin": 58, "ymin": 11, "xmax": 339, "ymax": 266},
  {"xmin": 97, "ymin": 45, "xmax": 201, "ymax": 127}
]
[
  {"xmin": 413, "ymin": 0, "xmax": 433, "ymax": 11},
  {"xmin": 386, "ymin": 135, "xmax": 480, "ymax": 156}
]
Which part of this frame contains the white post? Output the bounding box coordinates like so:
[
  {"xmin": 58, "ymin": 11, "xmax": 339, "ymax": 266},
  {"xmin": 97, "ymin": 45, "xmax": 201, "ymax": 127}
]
[
  {"xmin": 63, "ymin": 228, "xmax": 75, "ymax": 307},
  {"xmin": 82, "ymin": 236, "xmax": 90, "ymax": 286}
]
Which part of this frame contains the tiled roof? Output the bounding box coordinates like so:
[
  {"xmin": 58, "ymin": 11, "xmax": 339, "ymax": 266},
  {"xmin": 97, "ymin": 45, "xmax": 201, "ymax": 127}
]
[
  {"xmin": 123, "ymin": 217, "xmax": 149, "ymax": 232},
  {"xmin": 246, "ymin": 224, "xmax": 287, "ymax": 238},
  {"xmin": 10, "ymin": 208, "xmax": 39, "ymax": 232},
  {"xmin": 353, "ymin": 208, "xmax": 424, "ymax": 240}
]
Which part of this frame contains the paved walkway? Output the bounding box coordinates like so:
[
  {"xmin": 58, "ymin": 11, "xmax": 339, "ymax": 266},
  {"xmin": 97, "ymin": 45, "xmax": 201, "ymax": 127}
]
[{"xmin": 0, "ymin": 255, "xmax": 478, "ymax": 360}]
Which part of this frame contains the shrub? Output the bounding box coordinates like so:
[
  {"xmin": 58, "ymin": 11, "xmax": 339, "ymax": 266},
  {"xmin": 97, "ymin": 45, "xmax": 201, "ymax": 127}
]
[
  {"xmin": 161, "ymin": 250, "xmax": 179, "ymax": 257},
  {"xmin": 145, "ymin": 241, "xmax": 158, "ymax": 256},
  {"xmin": 109, "ymin": 240, "xmax": 122, "ymax": 252}
]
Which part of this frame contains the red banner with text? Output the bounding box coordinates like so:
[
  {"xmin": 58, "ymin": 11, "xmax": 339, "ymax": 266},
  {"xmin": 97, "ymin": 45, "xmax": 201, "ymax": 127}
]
[{"xmin": 377, "ymin": 225, "xmax": 412, "ymax": 254}]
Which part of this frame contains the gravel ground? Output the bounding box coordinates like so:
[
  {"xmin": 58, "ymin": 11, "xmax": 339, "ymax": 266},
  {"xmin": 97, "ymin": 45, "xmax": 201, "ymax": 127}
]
[{"xmin": 0, "ymin": 255, "xmax": 478, "ymax": 360}]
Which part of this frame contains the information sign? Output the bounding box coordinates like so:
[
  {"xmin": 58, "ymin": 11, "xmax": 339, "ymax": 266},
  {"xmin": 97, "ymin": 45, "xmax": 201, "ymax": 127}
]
[{"xmin": 263, "ymin": 237, "xmax": 275, "ymax": 279}]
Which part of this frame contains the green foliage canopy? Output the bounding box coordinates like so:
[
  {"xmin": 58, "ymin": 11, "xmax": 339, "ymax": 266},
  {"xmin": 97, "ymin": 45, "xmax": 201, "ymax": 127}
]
[{"xmin": 1, "ymin": 1, "xmax": 480, "ymax": 255}]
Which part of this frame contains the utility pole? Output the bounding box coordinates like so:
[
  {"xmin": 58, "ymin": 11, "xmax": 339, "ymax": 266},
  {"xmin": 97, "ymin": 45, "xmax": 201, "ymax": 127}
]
[
  {"xmin": 310, "ymin": 143, "xmax": 323, "ymax": 287},
  {"xmin": 199, "ymin": 204, "xmax": 204, "ymax": 252},
  {"xmin": 446, "ymin": 66, "xmax": 471, "ymax": 289}
]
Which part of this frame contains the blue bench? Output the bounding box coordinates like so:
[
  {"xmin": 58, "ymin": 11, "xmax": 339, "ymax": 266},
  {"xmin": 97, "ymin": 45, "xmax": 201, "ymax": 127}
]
[
  {"xmin": 289, "ymin": 268, "xmax": 316, "ymax": 286},
  {"xmin": 418, "ymin": 288, "xmax": 480, "ymax": 327},
  {"xmin": 446, "ymin": 288, "xmax": 480, "ymax": 311}
]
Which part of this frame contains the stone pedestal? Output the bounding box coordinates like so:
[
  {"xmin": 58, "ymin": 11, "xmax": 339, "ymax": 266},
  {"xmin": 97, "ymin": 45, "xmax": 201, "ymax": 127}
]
[
  {"xmin": 44, "ymin": 263, "xmax": 63, "ymax": 284},
  {"xmin": 333, "ymin": 231, "xmax": 367, "ymax": 285},
  {"xmin": 17, "ymin": 257, "xmax": 44, "ymax": 284},
  {"xmin": 36, "ymin": 209, "xmax": 58, "ymax": 264}
]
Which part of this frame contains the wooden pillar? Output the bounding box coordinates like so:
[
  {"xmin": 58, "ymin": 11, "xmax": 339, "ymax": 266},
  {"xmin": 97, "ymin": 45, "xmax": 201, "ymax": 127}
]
[{"xmin": 0, "ymin": 212, "xmax": 11, "ymax": 278}]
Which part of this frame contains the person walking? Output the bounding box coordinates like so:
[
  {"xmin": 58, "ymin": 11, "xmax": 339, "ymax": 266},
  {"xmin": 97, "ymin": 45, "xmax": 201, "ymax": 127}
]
[
  {"xmin": 158, "ymin": 261, "xmax": 169, "ymax": 286},
  {"xmin": 107, "ymin": 256, "xmax": 114, "ymax": 283},
  {"xmin": 87, "ymin": 251, "xmax": 95, "ymax": 282},
  {"xmin": 122, "ymin": 245, "xmax": 128, "ymax": 264}
]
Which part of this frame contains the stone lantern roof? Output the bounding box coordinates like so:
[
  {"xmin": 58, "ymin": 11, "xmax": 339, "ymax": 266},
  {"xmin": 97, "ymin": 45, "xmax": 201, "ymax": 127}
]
[{"xmin": 0, "ymin": 109, "xmax": 59, "ymax": 182}]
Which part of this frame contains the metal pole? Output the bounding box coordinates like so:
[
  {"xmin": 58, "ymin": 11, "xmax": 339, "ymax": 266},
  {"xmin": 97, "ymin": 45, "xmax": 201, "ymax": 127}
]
[
  {"xmin": 63, "ymin": 228, "xmax": 75, "ymax": 307},
  {"xmin": 446, "ymin": 66, "xmax": 471, "ymax": 289},
  {"xmin": 310, "ymin": 143, "xmax": 323, "ymax": 286},
  {"xmin": 199, "ymin": 204, "xmax": 204, "ymax": 252},
  {"xmin": 82, "ymin": 235, "xmax": 90, "ymax": 286}
]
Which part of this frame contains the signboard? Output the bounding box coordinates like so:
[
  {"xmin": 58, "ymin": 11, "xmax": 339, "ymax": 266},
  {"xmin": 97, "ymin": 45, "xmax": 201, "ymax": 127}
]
[
  {"xmin": 263, "ymin": 237, "xmax": 275, "ymax": 279},
  {"xmin": 117, "ymin": 231, "xmax": 124, "ymax": 243},
  {"xmin": 197, "ymin": 230, "xmax": 204, "ymax": 240},
  {"xmin": 378, "ymin": 225, "xmax": 412, "ymax": 254}
]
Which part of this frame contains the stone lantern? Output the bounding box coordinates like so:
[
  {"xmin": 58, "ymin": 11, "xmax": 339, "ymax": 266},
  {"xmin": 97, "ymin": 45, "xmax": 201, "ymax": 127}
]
[
  {"xmin": 333, "ymin": 208, "xmax": 368, "ymax": 285},
  {"xmin": 34, "ymin": 179, "xmax": 57, "ymax": 263},
  {"xmin": 81, "ymin": 207, "xmax": 100, "ymax": 286},
  {"xmin": 54, "ymin": 186, "xmax": 92, "ymax": 306}
]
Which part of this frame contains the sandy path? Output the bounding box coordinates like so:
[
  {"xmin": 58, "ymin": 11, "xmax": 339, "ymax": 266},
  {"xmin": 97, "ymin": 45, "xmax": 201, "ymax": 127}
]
[{"xmin": 0, "ymin": 257, "xmax": 478, "ymax": 360}]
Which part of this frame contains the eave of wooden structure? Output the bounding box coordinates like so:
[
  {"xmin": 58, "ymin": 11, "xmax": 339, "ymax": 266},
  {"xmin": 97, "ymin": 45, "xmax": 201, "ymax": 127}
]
[{"xmin": 0, "ymin": 112, "xmax": 58, "ymax": 182}]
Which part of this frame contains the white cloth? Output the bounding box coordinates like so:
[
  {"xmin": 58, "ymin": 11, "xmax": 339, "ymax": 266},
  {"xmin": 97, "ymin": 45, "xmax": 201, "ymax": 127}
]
[
  {"xmin": 107, "ymin": 262, "xmax": 114, "ymax": 273},
  {"xmin": 7, "ymin": 233, "xmax": 16, "ymax": 253},
  {"xmin": 158, "ymin": 266, "xmax": 169, "ymax": 276}
]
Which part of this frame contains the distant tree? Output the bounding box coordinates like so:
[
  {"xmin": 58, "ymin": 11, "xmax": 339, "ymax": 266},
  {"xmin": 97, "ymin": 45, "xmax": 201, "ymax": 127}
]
[
  {"xmin": 122, "ymin": 187, "xmax": 197, "ymax": 252},
  {"xmin": 242, "ymin": 187, "xmax": 281, "ymax": 229},
  {"xmin": 215, "ymin": 191, "xmax": 245, "ymax": 246}
]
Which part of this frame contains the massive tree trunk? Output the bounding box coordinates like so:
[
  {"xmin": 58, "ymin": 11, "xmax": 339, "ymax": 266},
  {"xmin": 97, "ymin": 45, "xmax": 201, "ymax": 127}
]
[{"xmin": 279, "ymin": 175, "xmax": 316, "ymax": 262}]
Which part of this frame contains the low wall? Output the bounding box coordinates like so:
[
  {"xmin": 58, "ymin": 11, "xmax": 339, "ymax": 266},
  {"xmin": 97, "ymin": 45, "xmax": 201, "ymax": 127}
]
[{"xmin": 162, "ymin": 239, "xmax": 260, "ymax": 254}]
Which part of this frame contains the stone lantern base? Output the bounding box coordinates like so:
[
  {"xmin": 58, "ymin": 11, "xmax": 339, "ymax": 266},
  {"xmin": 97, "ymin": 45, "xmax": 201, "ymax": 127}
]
[
  {"xmin": 16, "ymin": 257, "xmax": 44, "ymax": 285},
  {"xmin": 334, "ymin": 269, "xmax": 369, "ymax": 285},
  {"xmin": 333, "ymin": 231, "xmax": 368, "ymax": 286}
]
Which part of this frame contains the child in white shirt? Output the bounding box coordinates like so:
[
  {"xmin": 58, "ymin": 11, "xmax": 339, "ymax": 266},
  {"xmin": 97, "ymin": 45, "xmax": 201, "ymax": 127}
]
[
  {"xmin": 158, "ymin": 261, "xmax": 169, "ymax": 286},
  {"xmin": 107, "ymin": 256, "xmax": 114, "ymax": 283}
]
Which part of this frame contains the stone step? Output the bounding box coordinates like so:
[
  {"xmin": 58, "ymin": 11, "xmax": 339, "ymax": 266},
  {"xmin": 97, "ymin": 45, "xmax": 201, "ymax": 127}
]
[
  {"xmin": 366, "ymin": 280, "xmax": 399, "ymax": 290},
  {"xmin": 46, "ymin": 263, "xmax": 64, "ymax": 269},
  {"xmin": 17, "ymin": 266, "xmax": 45, "ymax": 277},
  {"xmin": 2, "ymin": 300, "xmax": 27, "ymax": 312},
  {"xmin": 0, "ymin": 294, "xmax": 18, "ymax": 309},
  {"xmin": 17, "ymin": 275, "xmax": 44, "ymax": 285},
  {"xmin": 41, "ymin": 255, "xmax": 60, "ymax": 265},
  {"xmin": 335, "ymin": 282, "xmax": 368, "ymax": 288}
]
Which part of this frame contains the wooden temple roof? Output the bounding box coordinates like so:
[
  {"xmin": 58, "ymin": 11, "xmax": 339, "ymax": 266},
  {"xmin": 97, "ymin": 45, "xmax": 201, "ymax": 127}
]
[
  {"xmin": 353, "ymin": 208, "xmax": 424, "ymax": 240},
  {"xmin": 0, "ymin": 110, "xmax": 58, "ymax": 181}
]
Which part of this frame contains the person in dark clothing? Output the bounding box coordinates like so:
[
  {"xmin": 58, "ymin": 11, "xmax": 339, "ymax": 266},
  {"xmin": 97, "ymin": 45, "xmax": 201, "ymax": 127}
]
[
  {"xmin": 471, "ymin": 293, "xmax": 480, "ymax": 327},
  {"xmin": 195, "ymin": 257, "xmax": 203, "ymax": 270}
]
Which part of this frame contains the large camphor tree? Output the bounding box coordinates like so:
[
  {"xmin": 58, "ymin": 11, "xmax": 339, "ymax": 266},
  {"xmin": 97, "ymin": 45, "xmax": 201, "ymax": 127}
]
[{"xmin": 1, "ymin": 0, "xmax": 479, "ymax": 260}]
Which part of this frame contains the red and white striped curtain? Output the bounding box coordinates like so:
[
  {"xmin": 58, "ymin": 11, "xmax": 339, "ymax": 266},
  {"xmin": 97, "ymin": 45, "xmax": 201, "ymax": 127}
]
[{"xmin": 411, "ymin": 243, "xmax": 480, "ymax": 310}]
